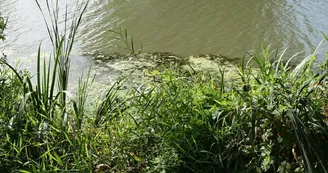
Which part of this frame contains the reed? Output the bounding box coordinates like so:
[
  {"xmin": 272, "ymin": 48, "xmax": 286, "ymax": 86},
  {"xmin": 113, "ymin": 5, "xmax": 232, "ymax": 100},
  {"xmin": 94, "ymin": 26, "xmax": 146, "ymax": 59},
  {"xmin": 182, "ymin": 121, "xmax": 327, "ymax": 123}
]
[
  {"xmin": 108, "ymin": 27, "xmax": 143, "ymax": 54},
  {"xmin": 1, "ymin": 1, "xmax": 328, "ymax": 172}
]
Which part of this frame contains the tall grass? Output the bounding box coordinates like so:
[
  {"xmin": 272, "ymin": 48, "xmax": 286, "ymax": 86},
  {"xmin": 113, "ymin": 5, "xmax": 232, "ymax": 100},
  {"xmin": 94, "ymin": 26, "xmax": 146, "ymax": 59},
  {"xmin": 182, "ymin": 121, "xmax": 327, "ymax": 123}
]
[
  {"xmin": 122, "ymin": 46, "xmax": 328, "ymax": 172},
  {"xmin": 34, "ymin": 0, "xmax": 89, "ymax": 126},
  {"xmin": 0, "ymin": 0, "xmax": 93, "ymax": 172},
  {"xmin": 238, "ymin": 44, "xmax": 328, "ymax": 173},
  {"xmin": 109, "ymin": 27, "xmax": 143, "ymax": 54},
  {"xmin": 1, "ymin": 0, "xmax": 328, "ymax": 172}
]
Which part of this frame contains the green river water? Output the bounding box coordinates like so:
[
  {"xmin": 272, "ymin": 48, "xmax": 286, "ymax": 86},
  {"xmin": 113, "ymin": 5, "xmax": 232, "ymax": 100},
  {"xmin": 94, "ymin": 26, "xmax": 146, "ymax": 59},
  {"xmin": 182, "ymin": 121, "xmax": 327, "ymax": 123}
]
[{"xmin": 1, "ymin": 0, "xmax": 328, "ymax": 78}]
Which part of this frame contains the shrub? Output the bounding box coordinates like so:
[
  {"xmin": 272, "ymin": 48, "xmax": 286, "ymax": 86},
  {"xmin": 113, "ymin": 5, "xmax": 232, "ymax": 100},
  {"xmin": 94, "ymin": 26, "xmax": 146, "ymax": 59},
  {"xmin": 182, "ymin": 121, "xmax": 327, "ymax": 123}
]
[
  {"xmin": 123, "ymin": 46, "xmax": 328, "ymax": 172},
  {"xmin": 1, "ymin": 0, "xmax": 328, "ymax": 172}
]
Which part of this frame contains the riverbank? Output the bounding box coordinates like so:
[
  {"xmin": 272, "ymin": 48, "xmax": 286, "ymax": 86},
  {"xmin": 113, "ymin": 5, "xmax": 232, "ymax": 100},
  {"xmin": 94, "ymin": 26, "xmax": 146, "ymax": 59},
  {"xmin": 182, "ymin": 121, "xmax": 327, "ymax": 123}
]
[
  {"xmin": 2, "ymin": 2, "xmax": 328, "ymax": 172},
  {"xmin": 2, "ymin": 47, "xmax": 328, "ymax": 172},
  {"xmin": 82, "ymin": 51, "xmax": 241, "ymax": 96}
]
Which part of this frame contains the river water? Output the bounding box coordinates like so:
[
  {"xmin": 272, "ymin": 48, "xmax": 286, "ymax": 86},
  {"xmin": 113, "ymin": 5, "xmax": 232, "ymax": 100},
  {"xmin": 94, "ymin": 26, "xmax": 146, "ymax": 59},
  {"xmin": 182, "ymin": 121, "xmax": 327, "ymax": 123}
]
[{"xmin": 0, "ymin": 0, "xmax": 328, "ymax": 74}]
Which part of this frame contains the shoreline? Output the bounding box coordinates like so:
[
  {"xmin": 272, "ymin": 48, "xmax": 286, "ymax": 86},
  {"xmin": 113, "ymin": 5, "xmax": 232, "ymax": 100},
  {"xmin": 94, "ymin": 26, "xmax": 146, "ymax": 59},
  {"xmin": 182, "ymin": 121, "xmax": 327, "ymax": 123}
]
[{"xmin": 82, "ymin": 51, "xmax": 241, "ymax": 94}]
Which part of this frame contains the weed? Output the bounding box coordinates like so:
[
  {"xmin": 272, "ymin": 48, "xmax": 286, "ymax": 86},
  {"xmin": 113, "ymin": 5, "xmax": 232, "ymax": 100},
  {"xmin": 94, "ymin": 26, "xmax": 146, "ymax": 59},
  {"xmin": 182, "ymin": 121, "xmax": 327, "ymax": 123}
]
[
  {"xmin": 109, "ymin": 27, "xmax": 143, "ymax": 54},
  {"xmin": 1, "ymin": 1, "xmax": 328, "ymax": 172}
]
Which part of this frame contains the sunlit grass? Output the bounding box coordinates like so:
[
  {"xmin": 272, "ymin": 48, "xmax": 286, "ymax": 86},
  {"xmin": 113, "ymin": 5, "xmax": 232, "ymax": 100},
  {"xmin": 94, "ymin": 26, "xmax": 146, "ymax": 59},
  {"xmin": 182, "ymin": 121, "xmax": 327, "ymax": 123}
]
[{"xmin": 1, "ymin": 1, "xmax": 328, "ymax": 172}]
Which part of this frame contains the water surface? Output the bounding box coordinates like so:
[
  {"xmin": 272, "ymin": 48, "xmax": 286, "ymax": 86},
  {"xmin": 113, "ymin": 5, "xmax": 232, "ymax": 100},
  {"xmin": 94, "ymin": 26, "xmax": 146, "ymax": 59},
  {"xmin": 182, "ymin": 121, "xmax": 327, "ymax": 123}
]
[
  {"xmin": 1, "ymin": 0, "xmax": 328, "ymax": 69},
  {"xmin": 79, "ymin": 0, "xmax": 328, "ymax": 58}
]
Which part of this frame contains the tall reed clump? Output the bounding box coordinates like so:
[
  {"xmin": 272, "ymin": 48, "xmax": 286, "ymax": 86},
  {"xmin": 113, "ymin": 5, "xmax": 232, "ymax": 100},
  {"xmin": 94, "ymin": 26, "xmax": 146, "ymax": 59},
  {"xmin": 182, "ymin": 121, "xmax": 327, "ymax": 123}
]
[
  {"xmin": 34, "ymin": 0, "xmax": 89, "ymax": 126},
  {"xmin": 0, "ymin": 1, "xmax": 131, "ymax": 172},
  {"xmin": 0, "ymin": 0, "xmax": 101, "ymax": 172}
]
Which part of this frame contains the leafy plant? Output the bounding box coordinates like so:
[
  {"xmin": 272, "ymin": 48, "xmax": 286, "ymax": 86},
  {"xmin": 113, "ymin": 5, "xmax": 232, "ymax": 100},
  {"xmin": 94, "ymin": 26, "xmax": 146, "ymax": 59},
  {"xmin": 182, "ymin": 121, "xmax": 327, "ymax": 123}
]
[{"xmin": 1, "ymin": 0, "xmax": 328, "ymax": 172}]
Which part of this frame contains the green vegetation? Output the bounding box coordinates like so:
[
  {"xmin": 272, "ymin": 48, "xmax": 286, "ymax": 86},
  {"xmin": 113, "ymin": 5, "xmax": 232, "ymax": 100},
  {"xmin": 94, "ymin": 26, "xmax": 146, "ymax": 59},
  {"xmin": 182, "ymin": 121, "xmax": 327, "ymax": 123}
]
[
  {"xmin": 109, "ymin": 27, "xmax": 143, "ymax": 54},
  {"xmin": 0, "ymin": 14, "xmax": 7, "ymax": 41},
  {"xmin": 1, "ymin": 1, "xmax": 328, "ymax": 173}
]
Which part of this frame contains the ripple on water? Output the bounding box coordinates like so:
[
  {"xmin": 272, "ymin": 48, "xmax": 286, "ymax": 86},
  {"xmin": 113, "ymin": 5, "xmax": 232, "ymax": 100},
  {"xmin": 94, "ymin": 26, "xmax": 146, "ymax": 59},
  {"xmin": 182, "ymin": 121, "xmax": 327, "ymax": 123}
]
[{"xmin": 1, "ymin": 0, "xmax": 328, "ymax": 70}]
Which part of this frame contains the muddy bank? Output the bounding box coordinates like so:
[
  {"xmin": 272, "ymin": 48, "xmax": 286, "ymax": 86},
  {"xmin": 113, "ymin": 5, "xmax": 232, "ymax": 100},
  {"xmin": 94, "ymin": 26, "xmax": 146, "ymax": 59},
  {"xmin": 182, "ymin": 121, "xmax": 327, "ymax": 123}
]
[
  {"xmin": 83, "ymin": 51, "xmax": 241, "ymax": 99},
  {"xmin": 84, "ymin": 51, "xmax": 240, "ymax": 74}
]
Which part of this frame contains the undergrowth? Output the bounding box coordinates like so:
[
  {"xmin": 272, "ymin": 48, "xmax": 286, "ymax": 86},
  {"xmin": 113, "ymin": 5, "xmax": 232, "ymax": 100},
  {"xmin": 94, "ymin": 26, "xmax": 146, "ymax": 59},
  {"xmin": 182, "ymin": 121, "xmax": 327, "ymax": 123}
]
[{"xmin": 1, "ymin": 1, "xmax": 328, "ymax": 173}]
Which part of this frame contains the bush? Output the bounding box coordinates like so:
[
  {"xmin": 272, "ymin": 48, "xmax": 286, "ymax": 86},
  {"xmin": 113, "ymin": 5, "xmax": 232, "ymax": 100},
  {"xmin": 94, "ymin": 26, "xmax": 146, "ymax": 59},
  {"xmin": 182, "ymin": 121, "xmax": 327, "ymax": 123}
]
[{"xmin": 122, "ymin": 46, "xmax": 328, "ymax": 172}]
